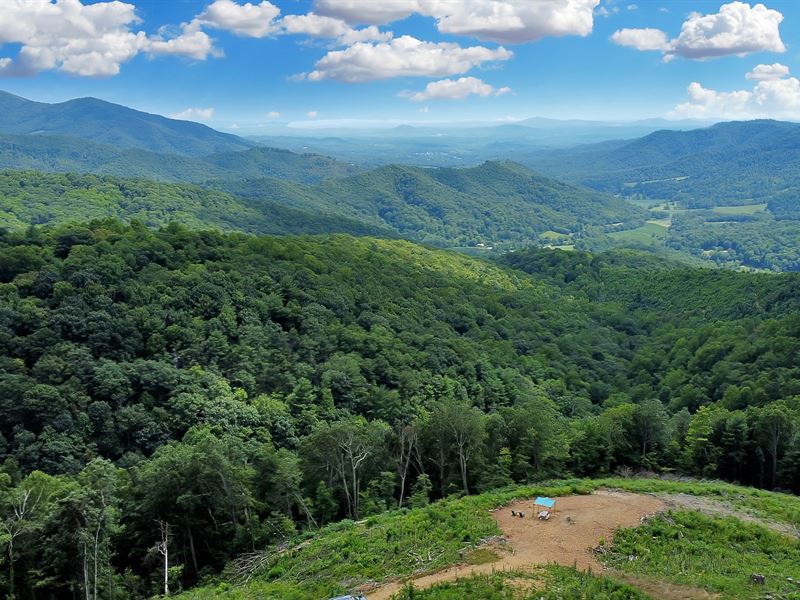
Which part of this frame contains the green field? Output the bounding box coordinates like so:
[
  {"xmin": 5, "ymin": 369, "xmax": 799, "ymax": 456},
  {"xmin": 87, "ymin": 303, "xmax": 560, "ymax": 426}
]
[
  {"xmin": 624, "ymin": 197, "xmax": 667, "ymax": 210},
  {"xmin": 609, "ymin": 222, "xmax": 668, "ymax": 246},
  {"xmin": 393, "ymin": 567, "xmax": 648, "ymax": 599},
  {"xmin": 711, "ymin": 203, "xmax": 768, "ymax": 215},
  {"xmin": 540, "ymin": 230, "xmax": 570, "ymax": 241}
]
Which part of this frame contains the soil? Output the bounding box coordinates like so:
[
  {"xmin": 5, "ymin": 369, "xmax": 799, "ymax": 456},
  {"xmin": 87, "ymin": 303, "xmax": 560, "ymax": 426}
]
[{"xmin": 364, "ymin": 490, "xmax": 716, "ymax": 600}]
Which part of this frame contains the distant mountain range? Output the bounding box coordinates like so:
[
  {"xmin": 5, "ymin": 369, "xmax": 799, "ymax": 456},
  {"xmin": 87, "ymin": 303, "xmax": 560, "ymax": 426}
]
[
  {"xmin": 0, "ymin": 90, "xmax": 646, "ymax": 248},
  {"xmin": 246, "ymin": 118, "xmax": 713, "ymax": 167},
  {"xmin": 0, "ymin": 132, "xmax": 360, "ymax": 184},
  {"xmin": 4, "ymin": 89, "xmax": 800, "ymax": 267},
  {"xmin": 0, "ymin": 91, "xmax": 252, "ymax": 156},
  {"xmin": 523, "ymin": 120, "xmax": 800, "ymax": 206}
]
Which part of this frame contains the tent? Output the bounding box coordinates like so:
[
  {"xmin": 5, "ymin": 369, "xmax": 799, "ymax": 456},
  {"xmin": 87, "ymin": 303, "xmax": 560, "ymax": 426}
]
[{"xmin": 533, "ymin": 497, "xmax": 556, "ymax": 519}]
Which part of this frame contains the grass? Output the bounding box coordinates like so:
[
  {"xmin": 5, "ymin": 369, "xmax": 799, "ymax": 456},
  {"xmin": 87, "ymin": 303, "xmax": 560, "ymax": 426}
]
[
  {"xmin": 604, "ymin": 510, "xmax": 800, "ymax": 599},
  {"xmin": 711, "ymin": 203, "xmax": 767, "ymax": 215},
  {"xmin": 609, "ymin": 223, "xmax": 668, "ymax": 246},
  {"xmin": 541, "ymin": 230, "xmax": 570, "ymax": 241},
  {"xmin": 392, "ymin": 566, "xmax": 649, "ymax": 599},
  {"xmin": 594, "ymin": 477, "xmax": 800, "ymax": 529},
  {"xmin": 464, "ymin": 547, "xmax": 500, "ymax": 565},
  {"xmin": 181, "ymin": 481, "xmax": 594, "ymax": 600},
  {"xmin": 179, "ymin": 478, "xmax": 800, "ymax": 600},
  {"xmin": 624, "ymin": 197, "xmax": 665, "ymax": 210}
]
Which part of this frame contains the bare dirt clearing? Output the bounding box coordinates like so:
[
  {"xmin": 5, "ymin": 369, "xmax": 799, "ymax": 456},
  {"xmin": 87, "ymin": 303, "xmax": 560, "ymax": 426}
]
[{"xmin": 366, "ymin": 490, "xmax": 714, "ymax": 599}]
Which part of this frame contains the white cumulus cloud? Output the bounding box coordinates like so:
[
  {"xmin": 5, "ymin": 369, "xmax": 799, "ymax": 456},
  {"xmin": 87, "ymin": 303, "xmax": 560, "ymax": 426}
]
[
  {"xmin": 314, "ymin": 0, "xmax": 420, "ymax": 25},
  {"xmin": 281, "ymin": 12, "xmax": 354, "ymax": 38},
  {"xmin": 671, "ymin": 68, "xmax": 800, "ymax": 119},
  {"xmin": 314, "ymin": 0, "xmax": 600, "ymax": 44},
  {"xmin": 613, "ymin": 2, "xmax": 785, "ymax": 61},
  {"xmin": 267, "ymin": 111, "xmax": 281, "ymax": 118},
  {"xmin": 147, "ymin": 22, "xmax": 219, "ymax": 60},
  {"xmin": 170, "ymin": 107, "xmax": 215, "ymax": 121},
  {"xmin": 746, "ymin": 62, "xmax": 789, "ymax": 80},
  {"xmin": 195, "ymin": 0, "xmax": 280, "ymax": 38},
  {"xmin": 0, "ymin": 0, "xmax": 221, "ymax": 78},
  {"xmin": 0, "ymin": 0, "xmax": 147, "ymax": 77},
  {"xmin": 189, "ymin": 2, "xmax": 393, "ymax": 48},
  {"xmin": 611, "ymin": 28, "xmax": 670, "ymax": 51},
  {"xmin": 279, "ymin": 12, "xmax": 392, "ymax": 45},
  {"xmin": 429, "ymin": 0, "xmax": 599, "ymax": 44},
  {"xmin": 304, "ymin": 35, "xmax": 512, "ymax": 83},
  {"xmin": 404, "ymin": 76, "xmax": 512, "ymax": 101},
  {"xmin": 307, "ymin": 111, "xmax": 319, "ymax": 118}
]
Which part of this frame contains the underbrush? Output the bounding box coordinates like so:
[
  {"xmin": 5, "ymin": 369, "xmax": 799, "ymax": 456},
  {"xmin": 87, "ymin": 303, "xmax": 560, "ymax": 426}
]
[
  {"xmin": 180, "ymin": 478, "xmax": 800, "ymax": 599},
  {"xmin": 595, "ymin": 477, "xmax": 800, "ymax": 528},
  {"xmin": 604, "ymin": 510, "xmax": 800, "ymax": 599},
  {"xmin": 182, "ymin": 482, "xmax": 592, "ymax": 599},
  {"xmin": 392, "ymin": 566, "xmax": 649, "ymax": 599}
]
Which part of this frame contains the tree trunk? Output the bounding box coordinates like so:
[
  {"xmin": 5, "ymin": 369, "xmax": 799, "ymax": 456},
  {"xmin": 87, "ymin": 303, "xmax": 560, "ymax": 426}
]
[
  {"xmin": 338, "ymin": 457, "xmax": 352, "ymax": 518},
  {"xmin": 458, "ymin": 448, "xmax": 469, "ymax": 494},
  {"xmin": 295, "ymin": 493, "xmax": 318, "ymax": 529},
  {"xmin": 187, "ymin": 527, "xmax": 199, "ymax": 576},
  {"xmin": 771, "ymin": 432, "xmax": 779, "ymax": 489},
  {"xmin": 398, "ymin": 470, "xmax": 407, "ymax": 508},
  {"xmin": 438, "ymin": 446, "xmax": 447, "ymax": 497},
  {"xmin": 93, "ymin": 520, "xmax": 102, "ymax": 600},
  {"xmin": 83, "ymin": 541, "xmax": 91, "ymax": 600},
  {"xmin": 8, "ymin": 542, "xmax": 14, "ymax": 600},
  {"xmin": 351, "ymin": 460, "xmax": 360, "ymax": 520},
  {"xmin": 163, "ymin": 536, "xmax": 169, "ymax": 597},
  {"xmin": 157, "ymin": 521, "xmax": 170, "ymax": 597}
]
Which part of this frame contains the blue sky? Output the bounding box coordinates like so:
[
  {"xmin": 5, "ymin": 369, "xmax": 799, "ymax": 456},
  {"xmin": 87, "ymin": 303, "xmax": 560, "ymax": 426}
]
[{"xmin": 2, "ymin": 1, "xmax": 800, "ymax": 131}]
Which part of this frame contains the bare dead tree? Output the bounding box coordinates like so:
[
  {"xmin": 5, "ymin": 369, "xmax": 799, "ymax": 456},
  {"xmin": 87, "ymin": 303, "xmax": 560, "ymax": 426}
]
[
  {"xmin": 338, "ymin": 428, "xmax": 372, "ymax": 519},
  {"xmin": 396, "ymin": 424, "xmax": 420, "ymax": 507},
  {"xmin": 2, "ymin": 486, "xmax": 46, "ymax": 599},
  {"xmin": 153, "ymin": 520, "xmax": 171, "ymax": 596}
]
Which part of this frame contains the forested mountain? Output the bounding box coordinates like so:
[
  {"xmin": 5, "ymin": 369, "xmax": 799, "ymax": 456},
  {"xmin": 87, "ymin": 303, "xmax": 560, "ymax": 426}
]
[
  {"xmin": 0, "ymin": 162, "xmax": 643, "ymax": 249},
  {"xmin": 498, "ymin": 246, "xmax": 800, "ymax": 319},
  {"xmin": 203, "ymin": 146, "xmax": 360, "ymax": 183},
  {"xmin": 0, "ymin": 170, "xmax": 389, "ymax": 237},
  {"xmin": 1, "ymin": 222, "xmax": 799, "ymax": 597},
  {"xmin": 0, "ymin": 134, "xmax": 360, "ymax": 184},
  {"xmin": 524, "ymin": 120, "xmax": 800, "ymax": 206},
  {"xmin": 219, "ymin": 160, "xmax": 646, "ymax": 247},
  {"xmin": 0, "ymin": 91, "xmax": 252, "ymax": 156}
]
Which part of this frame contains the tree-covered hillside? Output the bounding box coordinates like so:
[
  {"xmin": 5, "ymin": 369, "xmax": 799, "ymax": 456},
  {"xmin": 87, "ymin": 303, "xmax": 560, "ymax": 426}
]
[
  {"xmin": 220, "ymin": 160, "xmax": 646, "ymax": 248},
  {"xmin": 0, "ymin": 170, "xmax": 390, "ymax": 237},
  {"xmin": 577, "ymin": 206, "xmax": 800, "ymax": 272},
  {"xmin": 524, "ymin": 120, "xmax": 800, "ymax": 206},
  {"xmin": 0, "ymin": 223, "xmax": 799, "ymax": 597},
  {"xmin": 0, "ymin": 134, "xmax": 360, "ymax": 184},
  {"xmin": 0, "ymin": 162, "xmax": 643, "ymax": 250}
]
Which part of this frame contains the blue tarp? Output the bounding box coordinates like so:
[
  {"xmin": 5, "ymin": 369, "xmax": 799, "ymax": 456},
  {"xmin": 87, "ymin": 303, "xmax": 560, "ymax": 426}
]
[{"xmin": 534, "ymin": 497, "xmax": 555, "ymax": 508}]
